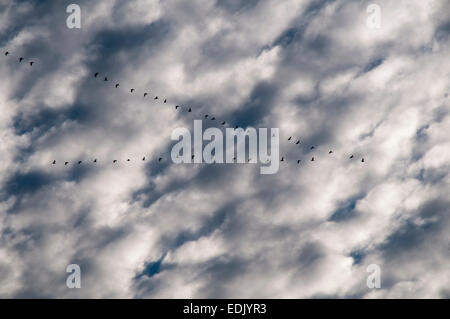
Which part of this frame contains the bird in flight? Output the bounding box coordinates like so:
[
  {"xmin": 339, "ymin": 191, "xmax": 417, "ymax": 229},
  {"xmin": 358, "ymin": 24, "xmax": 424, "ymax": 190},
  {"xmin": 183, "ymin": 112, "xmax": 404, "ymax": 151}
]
[
  {"xmin": 127, "ymin": 159, "xmax": 130, "ymax": 162},
  {"xmin": 144, "ymin": 93, "xmax": 148, "ymax": 97},
  {"xmin": 297, "ymin": 160, "xmax": 301, "ymax": 164},
  {"xmin": 154, "ymin": 96, "xmax": 158, "ymax": 100},
  {"xmin": 78, "ymin": 161, "xmax": 82, "ymax": 164},
  {"xmin": 361, "ymin": 158, "xmax": 365, "ymax": 163},
  {"xmin": 205, "ymin": 115, "xmax": 209, "ymax": 119},
  {"xmin": 164, "ymin": 99, "xmax": 167, "ymax": 103},
  {"xmin": 310, "ymin": 146, "xmax": 315, "ymax": 150},
  {"xmin": 19, "ymin": 57, "xmax": 24, "ymax": 62},
  {"xmin": 131, "ymin": 89, "xmax": 135, "ymax": 93},
  {"xmin": 115, "ymin": 83, "xmax": 119, "ymax": 88},
  {"xmin": 311, "ymin": 157, "xmax": 315, "ymax": 162},
  {"xmin": 93, "ymin": 159, "xmax": 97, "ymax": 163},
  {"xmin": 29, "ymin": 61, "xmax": 34, "ymax": 66},
  {"xmin": 142, "ymin": 157, "xmax": 146, "ymax": 161},
  {"xmin": 113, "ymin": 160, "xmax": 117, "ymax": 163},
  {"xmin": 211, "ymin": 117, "xmax": 215, "ymax": 120},
  {"xmin": 329, "ymin": 150, "xmax": 333, "ymax": 154},
  {"xmin": 188, "ymin": 107, "xmax": 192, "ymax": 112},
  {"xmin": 350, "ymin": 155, "xmax": 354, "ymax": 159},
  {"xmin": 104, "ymin": 77, "xmax": 108, "ymax": 81},
  {"xmin": 288, "ymin": 137, "xmax": 292, "ymax": 141},
  {"xmin": 4, "ymin": 51, "xmax": 9, "ymax": 56},
  {"xmin": 52, "ymin": 160, "xmax": 56, "ymax": 165},
  {"xmin": 158, "ymin": 157, "xmax": 162, "ymax": 162},
  {"xmin": 295, "ymin": 140, "xmax": 300, "ymax": 145},
  {"xmin": 175, "ymin": 105, "xmax": 180, "ymax": 110},
  {"xmin": 235, "ymin": 125, "xmax": 239, "ymax": 129},
  {"xmin": 65, "ymin": 162, "xmax": 69, "ymax": 165},
  {"xmin": 221, "ymin": 121, "xmax": 226, "ymax": 126},
  {"xmin": 191, "ymin": 155, "xmax": 195, "ymax": 160},
  {"xmin": 281, "ymin": 157, "xmax": 285, "ymax": 162},
  {"xmin": 94, "ymin": 72, "xmax": 99, "ymax": 78}
]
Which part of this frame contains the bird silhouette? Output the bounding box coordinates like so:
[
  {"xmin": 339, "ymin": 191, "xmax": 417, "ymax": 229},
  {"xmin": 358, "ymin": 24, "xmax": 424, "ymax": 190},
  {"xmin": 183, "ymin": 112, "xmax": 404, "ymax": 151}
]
[
  {"xmin": 78, "ymin": 161, "xmax": 82, "ymax": 164},
  {"xmin": 4, "ymin": 51, "xmax": 9, "ymax": 56},
  {"xmin": 205, "ymin": 115, "xmax": 209, "ymax": 119},
  {"xmin": 191, "ymin": 155, "xmax": 195, "ymax": 159},
  {"xmin": 16, "ymin": 56, "xmax": 343, "ymax": 170},
  {"xmin": 361, "ymin": 158, "xmax": 365, "ymax": 163},
  {"xmin": 350, "ymin": 155, "xmax": 354, "ymax": 159}
]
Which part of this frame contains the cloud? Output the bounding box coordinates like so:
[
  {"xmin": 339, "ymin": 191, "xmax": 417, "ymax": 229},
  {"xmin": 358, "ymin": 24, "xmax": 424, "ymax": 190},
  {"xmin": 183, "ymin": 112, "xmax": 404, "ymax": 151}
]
[{"xmin": 0, "ymin": 0, "xmax": 449, "ymax": 298}]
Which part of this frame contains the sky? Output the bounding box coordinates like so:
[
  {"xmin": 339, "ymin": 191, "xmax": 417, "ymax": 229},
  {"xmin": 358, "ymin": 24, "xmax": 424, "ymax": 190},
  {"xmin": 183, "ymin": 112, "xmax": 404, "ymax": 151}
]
[{"xmin": 0, "ymin": 0, "xmax": 449, "ymax": 298}]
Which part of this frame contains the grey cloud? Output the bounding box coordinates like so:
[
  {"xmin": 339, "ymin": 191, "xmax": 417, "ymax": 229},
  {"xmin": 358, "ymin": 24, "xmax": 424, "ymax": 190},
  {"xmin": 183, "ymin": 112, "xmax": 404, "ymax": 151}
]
[{"xmin": 0, "ymin": 0, "xmax": 449, "ymax": 299}]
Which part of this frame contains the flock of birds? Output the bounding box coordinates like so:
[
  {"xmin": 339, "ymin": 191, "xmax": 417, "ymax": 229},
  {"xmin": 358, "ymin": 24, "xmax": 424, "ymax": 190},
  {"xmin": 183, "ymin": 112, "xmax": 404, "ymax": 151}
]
[{"xmin": 3, "ymin": 49, "xmax": 366, "ymax": 167}]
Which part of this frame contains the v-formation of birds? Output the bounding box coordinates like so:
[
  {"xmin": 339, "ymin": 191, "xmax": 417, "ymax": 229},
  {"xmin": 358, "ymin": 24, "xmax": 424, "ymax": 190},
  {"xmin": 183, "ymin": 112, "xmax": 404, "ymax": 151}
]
[{"xmin": 3, "ymin": 50, "xmax": 365, "ymax": 167}]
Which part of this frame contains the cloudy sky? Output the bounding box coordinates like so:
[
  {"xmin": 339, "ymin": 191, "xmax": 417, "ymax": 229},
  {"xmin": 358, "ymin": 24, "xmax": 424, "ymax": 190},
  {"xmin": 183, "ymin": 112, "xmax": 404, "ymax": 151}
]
[{"xmin": 0, "ymin": 0, "xmax": 449, "ymax": 298}]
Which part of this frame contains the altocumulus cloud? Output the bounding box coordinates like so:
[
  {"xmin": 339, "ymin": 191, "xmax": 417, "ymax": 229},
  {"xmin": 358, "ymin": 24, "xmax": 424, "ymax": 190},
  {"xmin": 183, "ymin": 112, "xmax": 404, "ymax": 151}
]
[{"xmin": 0, "ymin": 0, "xmax": 449, "ymax": 298}]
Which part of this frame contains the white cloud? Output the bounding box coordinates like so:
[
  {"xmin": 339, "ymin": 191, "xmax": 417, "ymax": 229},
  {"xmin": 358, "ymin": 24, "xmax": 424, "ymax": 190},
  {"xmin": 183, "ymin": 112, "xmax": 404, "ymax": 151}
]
[{"xmin": 0, "ymin": 0, "xmax": 449, "ymax": 298}]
